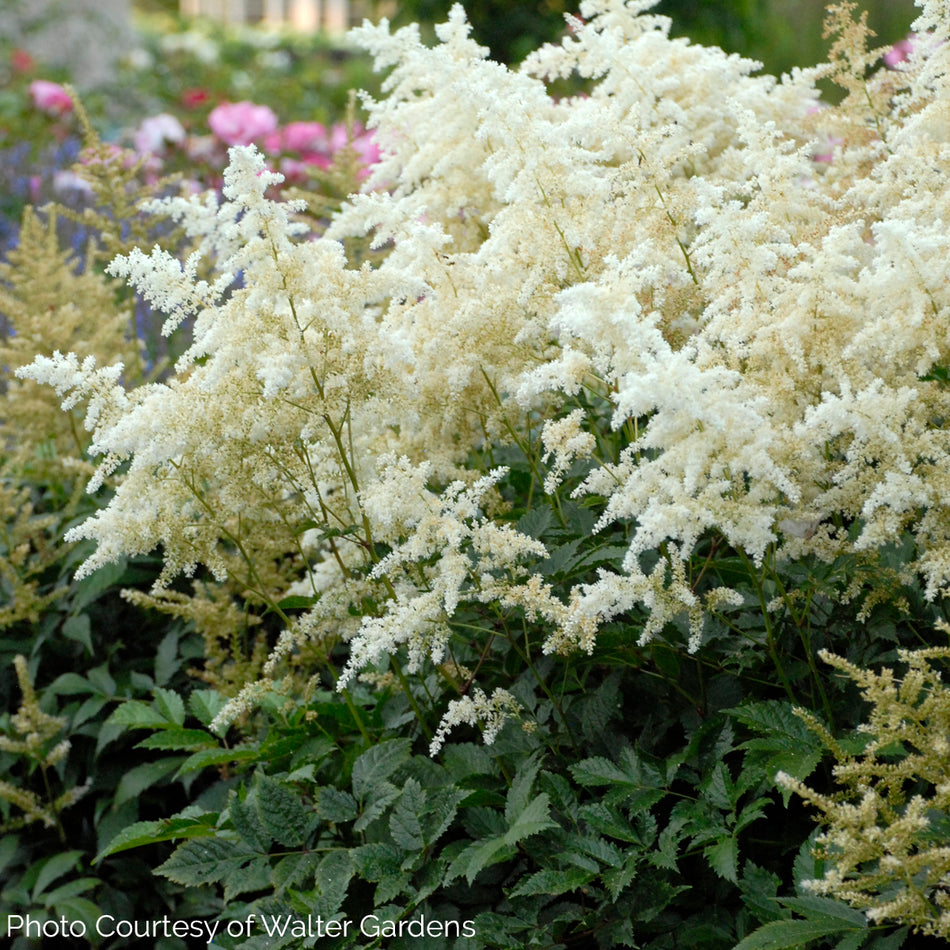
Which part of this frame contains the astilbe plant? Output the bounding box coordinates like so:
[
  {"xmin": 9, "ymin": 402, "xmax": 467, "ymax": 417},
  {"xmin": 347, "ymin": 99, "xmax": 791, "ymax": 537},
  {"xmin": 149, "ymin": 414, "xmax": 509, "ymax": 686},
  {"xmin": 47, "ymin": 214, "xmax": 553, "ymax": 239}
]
[
  {"xmin": 0, "ymin": 656, "xmax": 88, "ymax": 839},
  {"xmin": 15, "ymin": 0, "xmax": 950, "ymax": 754},
  {"xmin": 779, "ymin": 640, "xmax": 950, "ymax": 938}
]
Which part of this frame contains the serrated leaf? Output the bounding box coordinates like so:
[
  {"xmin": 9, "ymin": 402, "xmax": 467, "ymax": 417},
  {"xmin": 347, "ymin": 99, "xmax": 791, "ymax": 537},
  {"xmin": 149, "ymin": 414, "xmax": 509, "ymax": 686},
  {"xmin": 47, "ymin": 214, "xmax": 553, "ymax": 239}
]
[
  {"xmin": 154, "ymin": 631, "xmax": 180, "ymax": 686},
  {"xmin": 354, "ymin": 781, "xmax": 400, "ymax": 832},
  {"xmin": 96, "ymin": 816, "xmax": 217, "ymax": 862},
  {"xmin": 505, "ymin": 752, "xmax": 543, "ymax": 823},
  {"xmin": 188, "ymin": 690, "xmax": 227, "ymax": 728},
  {"xmin": 106, "ymin": 700, "xmax": 172, "ymax": 729},
  {"xmin": 311, "ymin": 851, "xmax": 354, "ymax": 917},
  {"xmin": 153, "ymin": 687, "xmax": 185, "ymax": 726},
  {"xmin": 256, "ymin": 776, "xmax": 310, "ymax": 847},
  {"xmin": 702, "ymin": 761, "xmax": 738, "ymax": 811},
  {"xmin": 135, "ymin": 728, "xmax": 216, "ymax": 751},
  {"xmin": 516, "ymin": 506, "xmax": 554, "ymax": 540},
  {"xmin": 603, "ymin": 852, "xmax": 640, "ymax": 901},
  {"xmin": 572, "ymin": 834, "xmax": 623, "ymax": 868},
  {"xmin": 224, "ymin": 856, "xmax": 273, "ymax": 901},
  {"xmin": 450, "ymin": 835, "xmax": 513, "ymax": 885},
  {"xmin": 62, "ymin": 614, "xmax": 92, "ymax": 654},
  {"xmin": 504, "ymin": 793, "xmax": 556, "ymax": 845},
  {"xmin": 732, "ymin": 917, "xmax": 864, "ymax": 950},
  {"xmin": 86, "ymin": 665, "xmax": 116, "ymax": 696},
  {"xmin": 42, "ymin": 876, "xmax": 97, "ymax": 905},
  {"xmin": 175, "ymin": 744, "xmax": 260, "ymax": 776},
  {"xmin": 317, "ymin": 786, "xmax": 359, "ymax": 823},
  {"xmin": 351, "ymin": 739, "xmax": 411, "ymax": 800},
  {"xmin": 539, "ymin": 537, "xmax": 583, "ymax": 577},
  {"xmin": 833, "ymin": 933, "xmax": 868, "ymax": 950},
  {"xmin": 422, "ymin": 787, "xmax": 466, "ymax": 848},
  {"xmin": 570, "ymin": 747, "xmax": 666, "ymax": 810},
  {"xmin": 443, "ymin": 742, "xmax": 493, "ymax": 780},
  {"xmin": 31, "ymin": 851, "xmax": 82, "ymax": 900},
  {"xmin": 579, "ymin": 801, "xmax": 653, "ymax": 845},
  {"xmin": 272, "ymin": 852, "xmax": 320, "ymax": 894},
  {"xmin": 726, "ymin": 700, "xmax": 823, "ymax": 783},
  {"xmin": 389, "ymin": 778, "xmax": 425, "ymax": 850},
  {"xmin": 740, "ymin": 861, "xmax": 787, "ymax": 925},
  {"xmin": 353, "ymin": 842, "xmax": 403, "ymax": 881},
  {"xmin": 157, "ymin": 838, "xmax": 256, "ymax": 886},
  {"xmin": 508, "ymin": 867, "xmax": 595, "ymax": 898},
  {"xmin": 778, "ymin": 897, "xmax": 866, "ymax": 925},
  {"xmin": 230, "ymin": 792, "xmax": 272, "ymax": 852},
  {"xmin": 48, "ymin": 672, "xmax": 96, "ymax": 696},
  {"xmin": 793, "ymin": 829, "xmax": 824, "ymax": 894},
  {"xmin": 705, "ymin": 835, "xmax": 739, "ymax": 883}
]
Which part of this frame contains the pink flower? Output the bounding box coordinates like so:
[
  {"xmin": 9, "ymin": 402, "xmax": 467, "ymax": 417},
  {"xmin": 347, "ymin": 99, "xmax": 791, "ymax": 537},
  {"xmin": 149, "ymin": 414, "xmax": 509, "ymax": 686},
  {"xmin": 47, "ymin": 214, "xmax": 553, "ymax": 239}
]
[
  {"xmin": 11, "ymin": 49, "xmax": 34, "ymax": 74},
  {"xmin": 208, "ymin": 100, "xmax": 278, "ymax": 146},
  {"xmin": 29, "ymin": 80, "xmax": 72, "ymax": 116},
  {"xmin": 353, "ymin": 131, "xmax": 381, "ymax": 168},
  {"xmin": 133, "ymin": 113, "xmax": 186, "ymax": 155},
  {"xmin": 884, "ymin": 34, "xmax": 916, "ymax": 69},
  {"xmin": 281, "ymin": 121, "xmax": 329, "ymax": 153}
]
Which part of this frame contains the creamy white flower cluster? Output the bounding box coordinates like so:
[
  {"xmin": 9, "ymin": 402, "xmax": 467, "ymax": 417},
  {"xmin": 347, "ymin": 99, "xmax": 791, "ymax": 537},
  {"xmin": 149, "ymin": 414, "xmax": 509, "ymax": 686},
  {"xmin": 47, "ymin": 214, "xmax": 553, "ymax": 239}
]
[{"xmin": 18, "ymin": 0, "xmax": 950, "ymax": 747}]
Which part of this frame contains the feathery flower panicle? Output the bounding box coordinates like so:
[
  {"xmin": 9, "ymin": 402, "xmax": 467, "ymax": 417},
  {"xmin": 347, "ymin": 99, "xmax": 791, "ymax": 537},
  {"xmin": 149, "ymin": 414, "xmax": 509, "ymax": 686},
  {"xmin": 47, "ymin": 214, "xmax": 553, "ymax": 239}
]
[
  {"xmin": 779, "ymin": 639, "xmax": 950, "ymax": 936},
  {"xmin": 16, "ymin": 0, "xmax": 950, "ymax": 748}
]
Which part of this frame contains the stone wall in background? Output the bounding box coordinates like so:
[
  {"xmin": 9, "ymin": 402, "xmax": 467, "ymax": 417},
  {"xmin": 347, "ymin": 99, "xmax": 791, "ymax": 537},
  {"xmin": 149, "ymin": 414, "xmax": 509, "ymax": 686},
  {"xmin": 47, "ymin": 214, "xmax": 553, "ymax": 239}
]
[{"xmin": 0, "ymin": 0, "xmax": 135, "ymax": 88}]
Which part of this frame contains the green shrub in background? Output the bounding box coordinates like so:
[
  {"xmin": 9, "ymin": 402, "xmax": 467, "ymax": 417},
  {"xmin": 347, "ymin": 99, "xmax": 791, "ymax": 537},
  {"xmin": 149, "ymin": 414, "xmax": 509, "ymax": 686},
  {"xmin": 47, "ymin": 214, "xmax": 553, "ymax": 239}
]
[{"xmin": 392, "ymin": 0, "xmax": 917, "ymax": 72}]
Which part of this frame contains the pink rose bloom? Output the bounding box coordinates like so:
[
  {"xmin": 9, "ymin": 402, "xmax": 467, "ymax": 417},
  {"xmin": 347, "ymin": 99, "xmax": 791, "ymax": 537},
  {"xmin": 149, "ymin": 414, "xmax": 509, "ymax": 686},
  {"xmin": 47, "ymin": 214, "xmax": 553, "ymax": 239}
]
[
  {"xmin": 29, "ymin": 80, "xmax": 72, "ymax": 116},
  {"xmin": 134, "ymin": 113, "xmax": 186, "ymax": 155},
  {"xmin": 281, "ymin": 121, "xmax": 329, "ymax": 153},
  {"xmin": 208, "ymin": 101, "xmax": 278, "ymax": 146},
  {"xmin": 354, "ymin": 132, "xmax": 381, "ymax": 168}
]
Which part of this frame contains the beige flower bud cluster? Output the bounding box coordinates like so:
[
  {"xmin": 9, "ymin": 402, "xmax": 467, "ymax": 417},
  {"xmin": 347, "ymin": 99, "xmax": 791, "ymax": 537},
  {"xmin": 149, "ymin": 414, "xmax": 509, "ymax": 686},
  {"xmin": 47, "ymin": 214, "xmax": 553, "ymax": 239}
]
[{"xmin": 779, "ymin": 641, "xmax": 950, "ymax": 936}]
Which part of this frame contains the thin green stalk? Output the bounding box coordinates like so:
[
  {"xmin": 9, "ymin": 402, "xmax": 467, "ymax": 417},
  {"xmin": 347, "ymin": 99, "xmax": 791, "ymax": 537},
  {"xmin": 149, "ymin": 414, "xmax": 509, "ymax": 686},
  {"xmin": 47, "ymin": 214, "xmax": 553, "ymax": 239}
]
[{"xmin": 738, "ymin": 548, "xmax": 797, "ymax": 704}]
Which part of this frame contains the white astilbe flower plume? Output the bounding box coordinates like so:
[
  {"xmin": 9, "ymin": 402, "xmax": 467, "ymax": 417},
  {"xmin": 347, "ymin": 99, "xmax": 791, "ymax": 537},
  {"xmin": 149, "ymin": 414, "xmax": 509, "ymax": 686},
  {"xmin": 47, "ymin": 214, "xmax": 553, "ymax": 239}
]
[{"xmin": 17, "ymin": 0, "xmax": 950, "ymax": 749}]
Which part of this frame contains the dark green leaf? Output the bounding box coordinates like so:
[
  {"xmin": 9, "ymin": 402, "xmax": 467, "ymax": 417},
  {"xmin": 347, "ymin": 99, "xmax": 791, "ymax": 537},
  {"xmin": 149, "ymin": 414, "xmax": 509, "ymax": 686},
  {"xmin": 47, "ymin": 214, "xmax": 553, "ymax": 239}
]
[
  {"xmin": 96, "ymin": 816, "xmax": 217, "ymax": 862},
  {"xmin": 230, "ymin": 792, "xmax": 272, "ymax": 852},
  {"xmin": 256, "ymin": 776, "xmax": 311, "ymax": 848},
  {"xmin": 135, "ymin": 728, "xmax": 216, "ymax": 751},
  {"xmin": 732, "ymin": 917, "xmax": 864, "ymax": 950},
  {"xmin": 351, "ymin": 739, "xmax": 411, "ymax": 800},
  {"xmin": 508, "ymin": 867, "xmax": 595, "ymax": 898},
  {"xmin": 705, "ymin": 835, "xmax": 739, "ymax": 883},
  {"xmin": 188, "ymin": 689, "xmax": 228, "ymax": 728},
  {"xmin": 224, "ymin": 856, "xmax": 273, "ymax": 901},
  {"xmin": 157, "ymin": 838, "xmax": 257, "ymax": 886},
  {"xmin": 154, "ymin": 631, "xmax": 180, "ymax": 687},
  {"xmin": 153, "ymin": 687, "xmax": 185, "ymax": 726},
  {"xmin": 503, "ymin": 793, "xmax": 556, "ymax": 845},
  {"xmin": 175, "ymin": 745, "xmax": 260, "ymax": 776},
  {"xmin": 317, "ymin": 787, "xmax": 359, "ymax": 823},
  {"xmin": 114, "ymin": 758, "xmax": 184, "ymax": 807},
  {"xmin": 389, "ymin": 778, "xmax": 425, "ymax": 850},
  {"xmin": 62, "ymin": 614, "xmax": 92, "ymax": 654}
]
